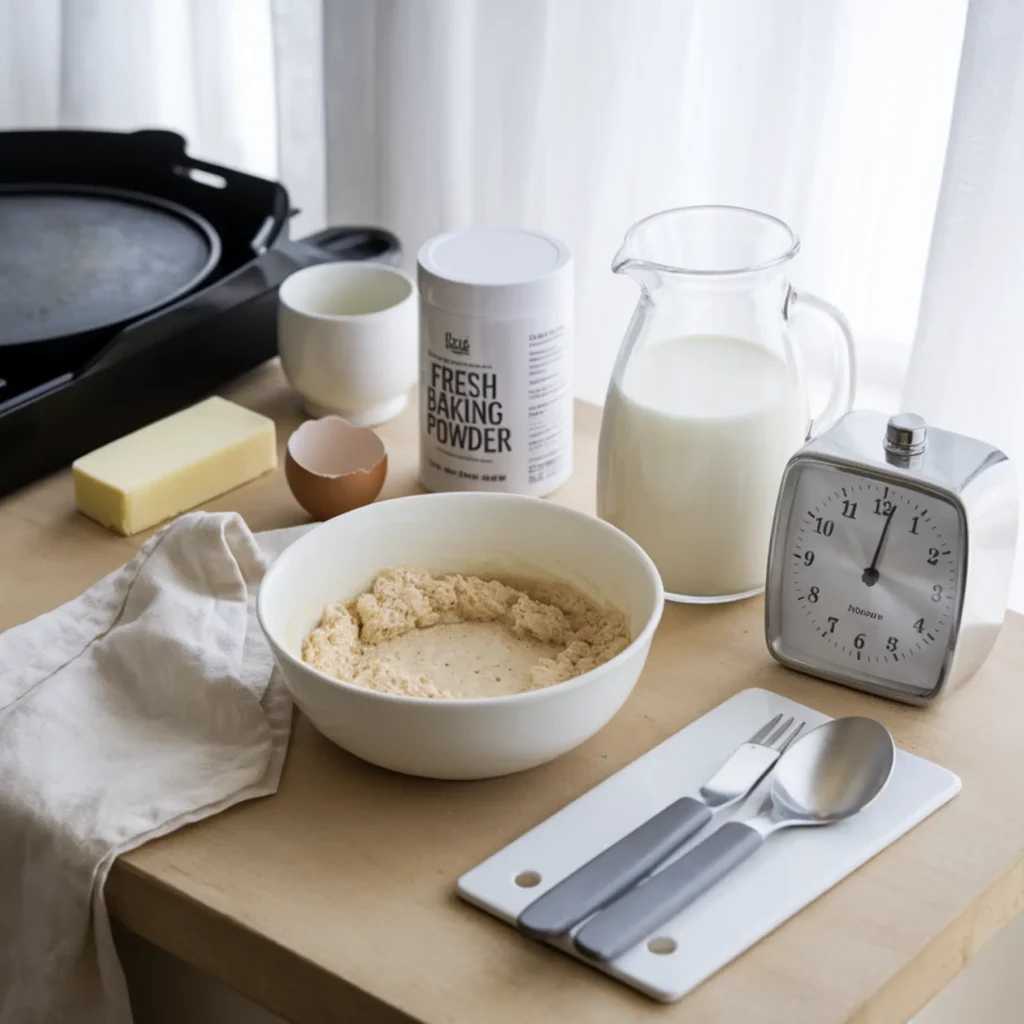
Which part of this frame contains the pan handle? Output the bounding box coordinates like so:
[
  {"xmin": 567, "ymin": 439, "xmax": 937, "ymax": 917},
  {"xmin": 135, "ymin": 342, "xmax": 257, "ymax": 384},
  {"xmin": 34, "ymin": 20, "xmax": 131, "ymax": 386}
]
[
  {"xmin": 171, "ymin": 160, "xmax": 231, "ymax": 192},
  {"xmin": 300, "ymin": 226, "xmax": 402, "ymax": 265},
  {"xmin": 131, "ymin": 129, "xmax": 240, "ymax": 190}
]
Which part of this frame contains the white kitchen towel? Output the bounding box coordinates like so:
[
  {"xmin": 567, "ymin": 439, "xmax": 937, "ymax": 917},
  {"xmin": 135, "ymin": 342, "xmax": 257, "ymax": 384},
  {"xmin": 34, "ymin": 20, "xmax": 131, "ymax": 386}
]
[{"xmin": 0, "ymin": 512, "xmax": 306, "ymax": 1024}]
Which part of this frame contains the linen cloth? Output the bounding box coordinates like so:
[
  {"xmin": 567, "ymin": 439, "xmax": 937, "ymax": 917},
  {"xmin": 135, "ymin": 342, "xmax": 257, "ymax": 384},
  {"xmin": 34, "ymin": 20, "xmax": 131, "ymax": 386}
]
[{"xmin": 0, "ymin": 512, "xmax": 306, "ymax": 1023}]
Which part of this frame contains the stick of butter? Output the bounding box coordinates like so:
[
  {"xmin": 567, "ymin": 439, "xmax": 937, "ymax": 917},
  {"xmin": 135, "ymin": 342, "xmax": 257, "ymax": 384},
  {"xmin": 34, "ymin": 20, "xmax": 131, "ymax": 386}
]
[{"xmin": 73, "ymin": 396, "xmax": 277, "ymax": 535}]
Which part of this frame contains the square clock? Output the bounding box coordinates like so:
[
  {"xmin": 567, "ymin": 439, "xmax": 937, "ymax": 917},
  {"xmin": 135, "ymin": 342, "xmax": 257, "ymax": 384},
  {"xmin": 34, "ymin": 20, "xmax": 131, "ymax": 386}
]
[{"xmin": 766, "ymin": 411, "xmax": 1017, "ymax": 704}]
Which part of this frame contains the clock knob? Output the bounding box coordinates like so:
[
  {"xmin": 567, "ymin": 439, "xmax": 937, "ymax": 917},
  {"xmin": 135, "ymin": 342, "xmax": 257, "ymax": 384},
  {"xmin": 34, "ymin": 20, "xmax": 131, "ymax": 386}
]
[{"xmin": 885, "ymin": 412, "xmax": 928, "ymax": 456}]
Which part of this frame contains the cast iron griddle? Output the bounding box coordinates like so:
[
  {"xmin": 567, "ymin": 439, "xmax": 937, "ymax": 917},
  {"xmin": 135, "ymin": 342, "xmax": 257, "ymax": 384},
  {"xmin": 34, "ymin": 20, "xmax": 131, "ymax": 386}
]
[
  {"xmin": 0, "ymin": 127, "xmax": 402, "ymax": 496},
  {"xmin": 0, "ymin": 184, "xmax": 221, "ymax": 346}
]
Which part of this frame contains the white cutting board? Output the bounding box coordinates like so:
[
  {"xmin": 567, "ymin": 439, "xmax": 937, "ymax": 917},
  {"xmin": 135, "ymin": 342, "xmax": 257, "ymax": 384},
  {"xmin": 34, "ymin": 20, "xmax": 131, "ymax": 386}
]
[{"xmin": 457, "ymin": 687, "xmax": 960, "ymax": 1002}]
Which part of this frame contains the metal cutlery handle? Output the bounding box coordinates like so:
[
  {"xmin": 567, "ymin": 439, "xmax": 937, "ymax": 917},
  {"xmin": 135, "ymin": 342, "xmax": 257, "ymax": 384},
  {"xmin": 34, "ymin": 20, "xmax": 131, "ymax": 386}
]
[
  {"xmin": 517, "ymin": 796, "xmax": 712, "ymax": 939},
  {"xmin": 573, "ymin": 821, "xmax": 764, "ymax": 962}
]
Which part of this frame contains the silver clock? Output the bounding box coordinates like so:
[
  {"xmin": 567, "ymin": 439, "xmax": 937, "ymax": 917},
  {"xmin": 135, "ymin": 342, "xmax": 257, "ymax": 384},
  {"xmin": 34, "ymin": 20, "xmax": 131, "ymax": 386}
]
[{"xmin": 765, "ymin": 411, "xmax": 1018, "ymax": 704}]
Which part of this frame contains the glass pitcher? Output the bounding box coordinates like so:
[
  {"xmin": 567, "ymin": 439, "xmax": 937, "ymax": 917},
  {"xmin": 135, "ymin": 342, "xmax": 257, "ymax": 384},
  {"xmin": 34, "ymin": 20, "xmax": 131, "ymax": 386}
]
[{"xmin": 597, "ymin": 206, "xmax": 855, "ymax": 603}]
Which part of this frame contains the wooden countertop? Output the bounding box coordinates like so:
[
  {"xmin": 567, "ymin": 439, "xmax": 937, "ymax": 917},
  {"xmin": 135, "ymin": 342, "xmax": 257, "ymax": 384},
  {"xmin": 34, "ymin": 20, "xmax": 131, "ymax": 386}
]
[{"xmin": 4, "ymin": 360, "xmax": 1024, "ymax": 1024}]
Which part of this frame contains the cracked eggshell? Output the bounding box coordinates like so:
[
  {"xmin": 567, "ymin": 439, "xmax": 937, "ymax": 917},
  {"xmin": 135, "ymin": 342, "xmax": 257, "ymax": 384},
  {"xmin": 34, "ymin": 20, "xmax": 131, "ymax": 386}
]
[{"xmin": 285, "ymin": 416, "xmax": 387, "ymax": 520}]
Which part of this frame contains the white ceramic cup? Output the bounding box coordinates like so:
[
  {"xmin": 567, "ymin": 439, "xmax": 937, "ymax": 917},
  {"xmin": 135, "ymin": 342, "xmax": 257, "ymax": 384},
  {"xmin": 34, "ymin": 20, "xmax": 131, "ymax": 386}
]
[{"xmin": 278, "ymin": 261, "xmax": 418, "ymax": 426}]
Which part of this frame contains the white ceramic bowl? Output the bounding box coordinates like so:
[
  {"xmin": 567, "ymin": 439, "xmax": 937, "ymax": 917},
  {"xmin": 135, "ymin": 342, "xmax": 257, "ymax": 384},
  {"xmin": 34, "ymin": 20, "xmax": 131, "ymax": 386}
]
[{"xmin": 257, "ymin": 493, "xmax": 664, "ymax": 779}]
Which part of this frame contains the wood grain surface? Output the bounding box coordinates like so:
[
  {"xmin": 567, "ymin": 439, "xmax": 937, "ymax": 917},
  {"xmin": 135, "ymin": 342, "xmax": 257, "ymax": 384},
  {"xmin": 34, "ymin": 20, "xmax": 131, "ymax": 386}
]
[{"xmin": 3, "ymin": 360, "xmax": 1024, "ymax": 1024}]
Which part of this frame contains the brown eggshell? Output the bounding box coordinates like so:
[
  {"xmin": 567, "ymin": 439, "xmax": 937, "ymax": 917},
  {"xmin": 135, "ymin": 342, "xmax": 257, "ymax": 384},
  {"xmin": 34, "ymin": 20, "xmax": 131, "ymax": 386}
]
[{"xmin": 285, "ymin": 416, "xmax": 388, "ymax": 520}]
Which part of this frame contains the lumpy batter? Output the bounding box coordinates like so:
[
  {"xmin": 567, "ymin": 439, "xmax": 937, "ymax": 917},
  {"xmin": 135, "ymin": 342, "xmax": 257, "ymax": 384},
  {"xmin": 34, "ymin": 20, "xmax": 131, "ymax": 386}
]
[{"xmin": 302, "ymin": 567, "xmax": 631, "ymax": 699}]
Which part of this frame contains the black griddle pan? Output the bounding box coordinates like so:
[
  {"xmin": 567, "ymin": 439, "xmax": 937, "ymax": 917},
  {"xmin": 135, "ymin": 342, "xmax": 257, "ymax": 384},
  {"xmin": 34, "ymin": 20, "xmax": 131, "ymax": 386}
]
[
  {"xmin": 0, "ymin": 129, "xmax": 400, "ymax": 495},
  {"xmin": 0, "ymin": 184, "xmax": 221, "ymax": 346}
]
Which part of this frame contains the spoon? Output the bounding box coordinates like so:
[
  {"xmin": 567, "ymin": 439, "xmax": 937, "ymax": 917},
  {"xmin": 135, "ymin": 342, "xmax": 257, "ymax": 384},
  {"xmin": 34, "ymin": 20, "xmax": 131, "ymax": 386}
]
[{"xmin": 573, "ymin": 716, "xmax": 895, "ymax": 963}]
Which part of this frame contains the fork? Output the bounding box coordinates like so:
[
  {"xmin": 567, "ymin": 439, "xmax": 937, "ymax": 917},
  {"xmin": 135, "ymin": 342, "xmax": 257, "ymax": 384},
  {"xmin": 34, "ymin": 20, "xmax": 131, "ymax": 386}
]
[{"xmin": 517, "ymin": 713, "xmax": 804, "ymax": 940}]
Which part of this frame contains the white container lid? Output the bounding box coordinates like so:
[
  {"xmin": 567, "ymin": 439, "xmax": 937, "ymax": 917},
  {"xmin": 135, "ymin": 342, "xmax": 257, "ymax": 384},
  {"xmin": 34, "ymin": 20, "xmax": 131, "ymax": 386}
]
[{"xmin": 417, "ymin": 227, "xmax": 573, "ymax": 319}]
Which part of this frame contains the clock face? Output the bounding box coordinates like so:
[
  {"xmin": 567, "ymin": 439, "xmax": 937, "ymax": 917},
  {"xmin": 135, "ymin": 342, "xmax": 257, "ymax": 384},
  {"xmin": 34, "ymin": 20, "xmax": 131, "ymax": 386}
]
[{"xmin": 771, "ymin": 461, "xmax": 965, "ymax": 697}]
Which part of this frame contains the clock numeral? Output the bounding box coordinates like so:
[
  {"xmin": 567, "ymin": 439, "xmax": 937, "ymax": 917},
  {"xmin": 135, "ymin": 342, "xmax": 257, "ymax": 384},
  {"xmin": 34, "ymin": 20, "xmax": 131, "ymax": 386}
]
[
  {"xmin": 854, "ymin": 633, "xmax": 866, "ymax": 650},
  {"xmin": 873, "ymin": 498, "xmax": 895, "ymax": 517},
  {"xmin": 813, "ymin": 517, "xmax": 835, "ymax": 537},
  {"xmin": 827, "ymin": 616, "xmax": 838, "ymax": 634},
  {"xmin": 909, "ymin": 516, "xmax": 921, "ymax": 534},
  {"xmin": 841, "ymin": 500, "xmax": 858, "ymax": 520},
  {"xmin": 886, "ymin": 636, "xmax": 898, "ymax": 653},
  {"xmin": 807, "ymin": 586, "xmax": 820, "ymax": 603},
  {"xmin": 803, "ymin": 550, "xmax": 815, "ymax": 566},
  {"xmin": 913, "ymin": 617, "xmax": 925, "ymax": 634},
  {"xmin": 931, "ymin": 584, "xmax": 943, "ymax": 603},
  {"xmin": 927, "ymin": 547, "xmax": 940, "ymax": 566}
]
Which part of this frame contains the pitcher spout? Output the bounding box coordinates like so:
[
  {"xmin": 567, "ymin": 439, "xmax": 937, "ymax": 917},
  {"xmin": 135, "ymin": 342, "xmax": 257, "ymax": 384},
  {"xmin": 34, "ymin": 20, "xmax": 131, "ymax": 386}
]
[
  {"xmin": 611, "ymin": 230, "xmax": 661, "ymax": 276},
  {"xmin": 612, "ymin": 242, "xmax": 666, "ymax": 294},
  {"xmin": 613, "ymin": 205, "xmax": 800, "ymax": 287},
  {"xmin": 611, "ymin": 242, "xmax": 639, "ymax": 277}
]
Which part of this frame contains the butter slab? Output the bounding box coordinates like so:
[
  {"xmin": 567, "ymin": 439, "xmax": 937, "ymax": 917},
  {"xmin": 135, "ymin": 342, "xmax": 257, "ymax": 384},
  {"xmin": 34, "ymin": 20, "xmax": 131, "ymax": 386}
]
[{"xmin": 73, "ymin": 396, "xmax": 277, "ymax": 535}]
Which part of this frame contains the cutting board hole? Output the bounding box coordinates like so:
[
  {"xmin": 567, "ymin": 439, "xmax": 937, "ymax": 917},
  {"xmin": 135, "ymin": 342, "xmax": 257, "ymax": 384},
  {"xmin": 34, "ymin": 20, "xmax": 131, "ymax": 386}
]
[
  {"xmin": 647, "ymin": 936, "xmax": 677, "ymax": 955},
  {"xmin": 514, "ymin": 870, "xmax": 541, "ymax": 888}
]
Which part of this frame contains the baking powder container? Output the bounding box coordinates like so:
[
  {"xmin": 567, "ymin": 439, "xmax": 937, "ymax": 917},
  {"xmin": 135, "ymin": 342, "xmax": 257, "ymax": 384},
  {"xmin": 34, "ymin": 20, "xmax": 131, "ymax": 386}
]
[{"xmin": 417, "ymin": 227, "xmax": 573, "ymax": 495}]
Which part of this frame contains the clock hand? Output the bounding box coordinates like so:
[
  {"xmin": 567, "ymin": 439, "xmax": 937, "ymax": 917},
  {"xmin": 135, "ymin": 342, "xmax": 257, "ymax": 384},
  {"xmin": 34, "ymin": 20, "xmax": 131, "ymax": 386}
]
[{"xmin": 862, "ymin": 506, "xmax": 896, "ymax": 587}]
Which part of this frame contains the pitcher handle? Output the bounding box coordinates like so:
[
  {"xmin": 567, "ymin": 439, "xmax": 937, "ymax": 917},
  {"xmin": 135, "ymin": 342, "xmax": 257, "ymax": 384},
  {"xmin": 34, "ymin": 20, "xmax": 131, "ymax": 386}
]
[{"xmin": 788, "ymin": 290, "xmax": 857, "ymax": 438}]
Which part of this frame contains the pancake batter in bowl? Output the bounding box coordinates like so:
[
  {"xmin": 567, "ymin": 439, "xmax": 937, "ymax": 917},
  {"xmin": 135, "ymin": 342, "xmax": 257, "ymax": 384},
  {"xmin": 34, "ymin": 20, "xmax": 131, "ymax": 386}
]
[{"xmin": 302, "ymin": 567, "xmax": 630, "ymax": 699}]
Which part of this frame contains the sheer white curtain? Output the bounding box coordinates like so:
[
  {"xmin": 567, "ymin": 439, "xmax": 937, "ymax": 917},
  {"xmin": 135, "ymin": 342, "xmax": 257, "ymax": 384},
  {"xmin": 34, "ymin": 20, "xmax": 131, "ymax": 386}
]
[
  {"xmin": 0, "ymin": 0, "xmax": 278, "ymax": 179},
  {"xmin": 904, "ymin": 0, "xmax": 1024, "ymax": 605},
  {"xmin": 1, "ymin": 0, "xmax": 968, "ymax": 406},
  {"xmin": 313, "ymin": 0, "xmax": 967, "ymax": 405}
]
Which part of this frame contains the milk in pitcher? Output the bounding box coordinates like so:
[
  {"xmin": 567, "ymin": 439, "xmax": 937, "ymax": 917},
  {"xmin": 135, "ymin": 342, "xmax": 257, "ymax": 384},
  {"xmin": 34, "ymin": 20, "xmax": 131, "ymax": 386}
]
[{"xmin": 597, "ymin": 334, "xmax": 807, "ymax": 600}]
